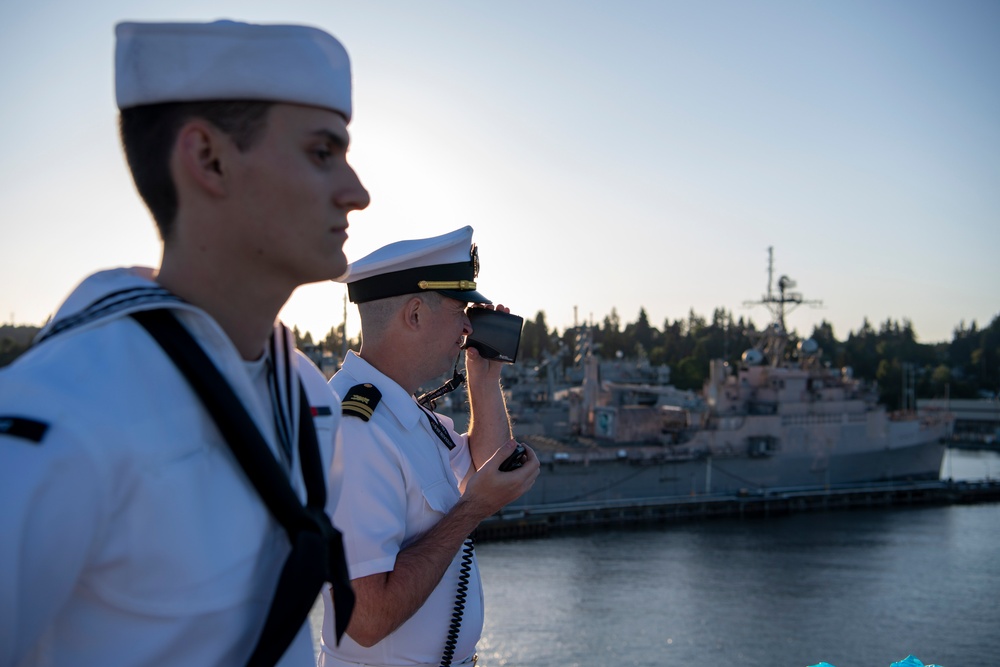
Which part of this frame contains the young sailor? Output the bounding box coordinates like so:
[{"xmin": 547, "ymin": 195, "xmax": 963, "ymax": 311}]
[{"xmin": 0, "ymin": 20, "xmax": 369, "ymax": 666}]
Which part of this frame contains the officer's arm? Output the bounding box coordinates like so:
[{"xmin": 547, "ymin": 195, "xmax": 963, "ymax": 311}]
[
  {"xmin": 464, "ymin": 342, "xmax": 512, "ymax": 469},
  {"xmin": 343, "ymin": 455, "xmax": 533, "ymax": 647},
  {"xmin": 344, "ymin": 496, "xmax": 482, "ymax": 646}
]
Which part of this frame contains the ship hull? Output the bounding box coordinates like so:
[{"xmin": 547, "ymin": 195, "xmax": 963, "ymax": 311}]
[{"xmin": 511, "ymin": 439, "xmax": 946, "ymax": 507}]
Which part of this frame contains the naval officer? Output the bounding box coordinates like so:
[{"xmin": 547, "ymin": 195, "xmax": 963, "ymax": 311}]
[
  {"xmin": 0, "ymin": 20, "xmax": 368, "ymax": 666},
  {"xmin": 317, "ymin": 226, "xmax": 540, "ymax": 667}
]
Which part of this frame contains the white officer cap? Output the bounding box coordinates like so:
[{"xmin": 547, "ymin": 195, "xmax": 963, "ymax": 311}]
[
  {"xmin": 342, "ymin": 226, "xmax": 491, "ymax": 305},
  {"xmin": 115, "ymin": 20, "xmax": 353, "ymax": 119}
]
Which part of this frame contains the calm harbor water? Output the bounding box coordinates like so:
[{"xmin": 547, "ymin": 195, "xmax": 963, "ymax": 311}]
[
  {"xmin": 476, "ymin": 449, "xmax": 1000, "ymax": 667},
  {"xmin": 313, "ymin": 449, "xmax": 1000, "ymax": 666}
]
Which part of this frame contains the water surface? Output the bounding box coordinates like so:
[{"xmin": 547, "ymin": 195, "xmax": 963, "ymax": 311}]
[{"xmin": 312, "ymin": 449, "xmax": 1000, "ymax": 666}]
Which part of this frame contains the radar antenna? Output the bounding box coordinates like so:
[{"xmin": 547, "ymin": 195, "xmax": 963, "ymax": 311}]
[{"xmin": 743, "ymin": 247, "xmax": 822, "ymax": 365}]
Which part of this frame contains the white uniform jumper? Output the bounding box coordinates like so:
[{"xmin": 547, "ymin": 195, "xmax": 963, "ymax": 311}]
[
  {"xmin": 319, "ymin": 351, "xmax": 484, "ymax": 667},
  {"xmin": 0, "ymin": 267, "xmax": 339, "ymax": 667}
]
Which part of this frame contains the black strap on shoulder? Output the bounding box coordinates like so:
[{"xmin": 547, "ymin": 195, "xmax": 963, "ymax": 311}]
[{"xmin": 130, "ymin": 309, "xmax": 354, "ymax": 666}]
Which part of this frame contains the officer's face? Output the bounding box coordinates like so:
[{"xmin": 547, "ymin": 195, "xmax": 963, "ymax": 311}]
[
  {"xmin": 225, "ymin": 103, "xmax": 370, "ymax": 287},
  {"xmin": 426, "ymin": 295, "xmax": 473, "ymax": 377}
]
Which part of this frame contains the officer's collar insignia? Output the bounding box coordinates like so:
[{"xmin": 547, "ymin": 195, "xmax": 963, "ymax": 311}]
[
  {"xmin": 0, "ymin": 416, "xmax": 49, "ymax": 444},
  {"xmin": 342, "ymin": 383, "xmax": 382, "ymax": 422}
]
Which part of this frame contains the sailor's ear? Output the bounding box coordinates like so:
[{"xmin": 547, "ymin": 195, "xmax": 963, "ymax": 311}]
[{"xmin": 172, "ymin": 119, "xmax": 229, "ymax": 197}]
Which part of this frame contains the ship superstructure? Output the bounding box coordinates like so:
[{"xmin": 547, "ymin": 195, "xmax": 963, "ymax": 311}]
[{"xmin": 505, "ymin": 250, "xmax": 952, "ymax": 506}]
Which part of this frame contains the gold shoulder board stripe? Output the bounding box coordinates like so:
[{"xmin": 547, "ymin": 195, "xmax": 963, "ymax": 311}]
[{"xmin": 341, "ymin": 383, "xmax": 382, "ymax": 422}]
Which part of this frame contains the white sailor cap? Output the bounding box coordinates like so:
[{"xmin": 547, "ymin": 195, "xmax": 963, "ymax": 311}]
[
  {"xmin": 342, "ymin": 226, "xmax": 491, "ymax": 305},
  {"xmin": 115, "ymin": 20, "xmax": 352, "ymax": 119}
]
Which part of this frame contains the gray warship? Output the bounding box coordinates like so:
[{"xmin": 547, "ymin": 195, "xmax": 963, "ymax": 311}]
[{"xmin": 500, "ymin": 251, "xmax": 953, "ymax": 507}]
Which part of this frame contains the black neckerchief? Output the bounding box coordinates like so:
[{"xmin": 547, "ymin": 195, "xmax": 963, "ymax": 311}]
[{"xmin": 130, "ymin": 309, "xmax": 354, "ymax": 665}]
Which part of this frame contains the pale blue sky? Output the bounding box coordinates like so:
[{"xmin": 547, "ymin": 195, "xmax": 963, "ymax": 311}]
[{"xmin": 1, "ymin": 1, "xmax": 997, "ymax": 345}]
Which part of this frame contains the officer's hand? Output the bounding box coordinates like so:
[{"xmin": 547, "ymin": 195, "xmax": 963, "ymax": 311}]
[
  {"xmin": 462, "ymin": 440, "xmax": 539, "ymax": 518},
  {"xmin": 464, "ymin": 304, "xmax": 509, "ymax": 388}
]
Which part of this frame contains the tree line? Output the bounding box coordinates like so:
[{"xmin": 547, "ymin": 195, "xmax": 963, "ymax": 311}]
[
  {"xmin": 516, "ymin": 307, "xmax": 1000, "ymax": 410},
  {"xmin": 5, "ymin": 309, "xmax": 999, "ymax": 411}
]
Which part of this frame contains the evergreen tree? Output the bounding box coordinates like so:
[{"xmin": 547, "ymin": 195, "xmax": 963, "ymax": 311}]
[
  {"xmin": 598, "ymin": 309, "xmax": 623, "ymax": 359},
  {"xmin": 520, "ymin": 311, "xmax": 552, "ymax": 361}
]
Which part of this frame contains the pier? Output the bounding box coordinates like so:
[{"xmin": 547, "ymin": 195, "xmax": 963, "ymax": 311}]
[{"xmin": 477, "ymin": 479, "xmax": 1000, "ymax": 541}]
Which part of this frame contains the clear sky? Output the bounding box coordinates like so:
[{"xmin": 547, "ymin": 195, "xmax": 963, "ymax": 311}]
[{"xmin": 1, "ymin": 1, "xmax": 998, "ymax": 346}]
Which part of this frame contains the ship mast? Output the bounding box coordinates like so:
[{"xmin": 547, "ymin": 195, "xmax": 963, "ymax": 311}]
[{"xmin": 743, "ymin": 247, "xmax": 822, "ymax": 365}]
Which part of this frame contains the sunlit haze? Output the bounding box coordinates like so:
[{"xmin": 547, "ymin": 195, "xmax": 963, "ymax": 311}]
[{"xmin": 2, "ymin": 1, "xmax": 998, "ymax": 345}]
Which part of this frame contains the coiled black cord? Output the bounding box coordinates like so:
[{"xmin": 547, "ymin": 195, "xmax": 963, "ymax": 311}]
[{"xmin": 440, "ymin": 535, "xmax": 476, "ymax": 667}]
